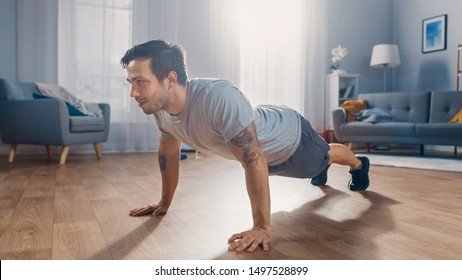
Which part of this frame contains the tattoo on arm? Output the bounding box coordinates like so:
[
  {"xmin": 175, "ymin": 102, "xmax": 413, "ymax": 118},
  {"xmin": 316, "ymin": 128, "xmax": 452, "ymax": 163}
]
[
  {"xmin": 230, "ymin": 128, "xmax": 261, "ymax": 166},
  {"xmin": 158, "ymin": 155, "xmax": 167, "ymax": 171},
  {"xmin": 230, "ymin": 129, "xmax": 254, "ymax": 147}
]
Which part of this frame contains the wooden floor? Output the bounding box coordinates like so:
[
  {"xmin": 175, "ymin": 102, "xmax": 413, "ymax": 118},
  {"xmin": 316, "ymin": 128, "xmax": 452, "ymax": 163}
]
[{"xmin": 0, "ymin": 151, "xmax": 461, "ymax": 260}]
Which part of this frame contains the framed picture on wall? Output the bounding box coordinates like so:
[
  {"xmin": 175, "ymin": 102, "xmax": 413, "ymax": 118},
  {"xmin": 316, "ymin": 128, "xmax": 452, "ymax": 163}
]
[{"xmin": 422, "ymin": 14, "xmax": 447, "ymax": 53}]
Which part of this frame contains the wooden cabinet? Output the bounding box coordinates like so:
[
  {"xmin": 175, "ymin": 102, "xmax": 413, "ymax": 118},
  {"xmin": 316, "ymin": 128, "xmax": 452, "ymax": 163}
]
[{"xmin": 324, "ymin": 73, "xmax": 360, "ymax": 129}]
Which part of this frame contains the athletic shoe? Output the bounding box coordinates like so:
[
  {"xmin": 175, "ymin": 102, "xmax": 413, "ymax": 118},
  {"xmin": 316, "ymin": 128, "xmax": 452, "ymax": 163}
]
[
  {"xmin": 348, "ymin": 156, "xmax": 370, "ymax": 191},
  {"xmin": 311, "ymin": 165, "xmax": 330, "ymax": 186}
]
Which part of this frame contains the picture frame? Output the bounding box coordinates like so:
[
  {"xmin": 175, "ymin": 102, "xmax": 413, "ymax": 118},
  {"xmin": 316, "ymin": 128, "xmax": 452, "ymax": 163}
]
[{"xmin": 422, "ymin": 14, "xmax": 447, "ymax": 53}]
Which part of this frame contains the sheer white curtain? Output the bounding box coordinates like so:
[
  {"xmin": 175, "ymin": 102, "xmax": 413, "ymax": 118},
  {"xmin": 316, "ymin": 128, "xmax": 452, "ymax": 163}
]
[
  {"xmin": 210, "ymin": 0, "xmax": 326, "ymax": 129},
  {"xmin": 237, "ymin": 0, "xmax": 306, "ymax": 114},
  {"xmin": 304, "ymin": 0, "xmax": 327, "ymax": 130},
  {"xmin": 59, "ymin": 0, "xmax": 159, "ymax": 153},
  {"xmin": 17, "ymin": 0, "xmax": 58, "ymax": 84}
]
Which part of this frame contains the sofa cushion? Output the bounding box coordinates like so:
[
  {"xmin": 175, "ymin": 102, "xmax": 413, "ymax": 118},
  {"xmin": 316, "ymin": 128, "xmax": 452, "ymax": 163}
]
[
  {"xmin": 358, "ymin": 92, "xmax": 431, "ymax": 123},
  {"xmin": 429, "ymin": 91, "xmax": 462, "ymax": 123},
  {"xmin": 69, "ymin": 116, "xmax": 105, "ymax": 132},
  {"xmin": 340, "ymin": 122, "xmax": 416, "ymax": 136},
  {"xmin": 415, "ymin": 123, "xmax": 462, "ymax": 137},
  {"xmin": 0, "ymin": 79, "xmax": 38, "ymax": 100}
]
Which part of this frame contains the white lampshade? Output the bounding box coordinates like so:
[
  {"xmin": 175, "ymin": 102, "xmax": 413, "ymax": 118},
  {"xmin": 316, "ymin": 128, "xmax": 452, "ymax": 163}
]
[{"xmin": 370, "ymin": 44, "xmax": 401, "ymax": 68}]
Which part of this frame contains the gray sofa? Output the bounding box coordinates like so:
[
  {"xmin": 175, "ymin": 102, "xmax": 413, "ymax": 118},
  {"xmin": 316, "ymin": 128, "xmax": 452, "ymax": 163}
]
[
  {"xmin": 332, "ymin": 91, "xmax": 462, "ymax": 155},
  {"xmin": 0, "ymin": 78, "xmax": 110, "ymax": 164}
]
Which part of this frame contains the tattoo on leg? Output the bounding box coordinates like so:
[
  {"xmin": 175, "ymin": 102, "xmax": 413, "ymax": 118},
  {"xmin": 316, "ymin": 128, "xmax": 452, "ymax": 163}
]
[{"xmin": 158, "ymin": 155, "xmax": 167, "ymax": 171}]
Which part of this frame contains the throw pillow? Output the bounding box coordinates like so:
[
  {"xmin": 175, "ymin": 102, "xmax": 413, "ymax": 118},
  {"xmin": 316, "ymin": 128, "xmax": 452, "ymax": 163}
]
[
  {"xmin": 340, "ymin": 99, "xmax": 367, "ymax": 121},
  {"xmin": 33, "ymin": 93, "xmax": 87, "ymax": 116},
  {"xmin": 449, "ymin": 107, "xmax": 462, "ymax": 123},
  {"xmin": 35, "ymin": 82, "xmax": 103, "ymax": 117},
  {"xmin": 354, "ymin": 108, "xmax": 394, "ymax": 123}
]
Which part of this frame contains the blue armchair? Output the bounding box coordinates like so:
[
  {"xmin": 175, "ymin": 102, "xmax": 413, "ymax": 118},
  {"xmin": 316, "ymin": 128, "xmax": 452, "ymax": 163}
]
[{"xmin": 0, "ymin": 78, "xmax": 110, "ymax": 164}]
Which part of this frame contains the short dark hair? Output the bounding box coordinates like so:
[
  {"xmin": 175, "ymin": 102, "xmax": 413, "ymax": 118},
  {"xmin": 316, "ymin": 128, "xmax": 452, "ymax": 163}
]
[{"xmin": 120, "ymin": 40, "xmax": 188, "ymax": 85}]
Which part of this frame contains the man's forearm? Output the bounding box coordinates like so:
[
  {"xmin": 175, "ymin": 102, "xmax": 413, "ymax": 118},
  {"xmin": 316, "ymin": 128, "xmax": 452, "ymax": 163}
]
[
  {"xmin": 158, "ymin": 151, "xmax": 180, "ymax": 207},
  {"xmin": 245, "ymin": 157, "xmax": 271, "ymax": 230}
]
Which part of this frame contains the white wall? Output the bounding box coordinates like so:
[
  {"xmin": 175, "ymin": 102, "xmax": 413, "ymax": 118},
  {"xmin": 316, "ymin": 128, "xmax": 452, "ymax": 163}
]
[
  {"xmin": 326, "ymin": 0, "xmax": 394, "ymax": 93},
  {"xmin": 323, "ymin": 0, "xmax": 462, "ymax": 155},
  {"xmin": 393, "ymin": 0, "xmax": 462, "ymax": 91},
  {"xmin": 326, "ymin": 0, "xmax": 462, "ymax": 92},
  {"xmin": 0, "ymin": 0, "xmax": 17, "ymax": 80}
]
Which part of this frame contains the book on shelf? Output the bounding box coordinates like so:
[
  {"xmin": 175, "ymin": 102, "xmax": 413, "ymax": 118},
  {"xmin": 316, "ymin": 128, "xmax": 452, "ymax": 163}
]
[{"xmin": 343, "ymin": 85, "xmax": 355, "ymax": 98}]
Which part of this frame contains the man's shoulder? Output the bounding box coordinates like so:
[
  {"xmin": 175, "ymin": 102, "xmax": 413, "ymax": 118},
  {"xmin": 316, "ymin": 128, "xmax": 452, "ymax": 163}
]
[
  {"xmin": 188, "ymin": 78, "xmax": 235, "ymax": 92},
  {"xmin": 188, "ymin": 78, "xmax": 246, "ymax": 103},
  {"xmin": 256, "ymin": 105, "xmax": 297, "ymax": 115}
]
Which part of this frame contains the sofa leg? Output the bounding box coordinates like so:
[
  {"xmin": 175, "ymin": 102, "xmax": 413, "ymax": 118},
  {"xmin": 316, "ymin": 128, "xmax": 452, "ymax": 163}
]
[
  {"xmin": 45, "ymin": 145, "xmax": 53, "ymax": 160},
  {"xmin": 455, "ymin": 146, "xmax": 458, "ymax": 157},
  {"xmin": 420, "ymin": 145, "xmax": 424, "ymax": 156},
  {"xmin": 60, "ymin": 145, "xmax": 70, "ymax": 165},
  {"xmin": 8, "ymin": 144, "xmax": 17, "ymax": 163},
  {"xmin": 93, "ymin": 143, "xmax": 102, "ymax": 160},
  {"xmin": 366, "ymin": 143, "xmax": 370, "ymax": 153}
]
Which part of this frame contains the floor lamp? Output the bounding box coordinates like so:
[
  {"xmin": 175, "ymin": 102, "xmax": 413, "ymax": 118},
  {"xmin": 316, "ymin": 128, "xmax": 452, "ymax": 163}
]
[{"xmin": 370, "ymin": 44, "xmax": 401, "ymax": 92}]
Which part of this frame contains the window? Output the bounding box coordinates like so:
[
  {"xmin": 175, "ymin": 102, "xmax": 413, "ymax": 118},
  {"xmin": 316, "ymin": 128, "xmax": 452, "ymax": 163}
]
[{"xmin": 60, "ymin": 0, "xmax": 133, "ymax": 116}]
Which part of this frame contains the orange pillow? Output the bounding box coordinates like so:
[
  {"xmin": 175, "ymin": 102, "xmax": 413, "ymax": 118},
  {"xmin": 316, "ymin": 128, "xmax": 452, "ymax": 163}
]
[
  {"xmin": 450, "ymin": 107, "xmax": 462, "ymax": 123},
  {"xmin": 340, "ymin": 99, "xmax": 367, "ymax": 121}
]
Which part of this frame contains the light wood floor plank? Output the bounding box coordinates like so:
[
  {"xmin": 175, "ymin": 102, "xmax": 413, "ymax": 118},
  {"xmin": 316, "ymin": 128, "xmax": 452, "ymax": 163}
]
[
  {"xmin": 0, "ymin": 209, "xmax": 14, "ymax": 237},
  {"xmin": 53, "ymin": 221, "xmax": 111, "ymax": 260},
  {"xmin": 97, "ymin": 215, "xmax": 167, "ymax": 259},
  {"xmin": 22, "ymin": 173, "xmax": 56, "ymax": 198},
  {"xmin": 0, "ymin": 197, "xmax": 54, "ymax": 253},
  {"xmin": 54, "ymin": 185, "xmax": 96, "ymax": 223},
  {"xmin": 0, "ymin": 248, "xmax": 52, "ymax": 260},
  {"xmin": 81, "ymin": 175, "xmax": 121, "ymax": 201},
  {"xmin": 55, "ymin": 166, "xmax": 83, "ymax": 187}
]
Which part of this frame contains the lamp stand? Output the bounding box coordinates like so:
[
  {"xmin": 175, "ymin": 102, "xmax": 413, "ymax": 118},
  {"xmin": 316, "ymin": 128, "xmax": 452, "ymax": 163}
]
[
  {"xmin": 376, "ymin": 64, "xmax": 391, "ymax": 151},
  {"xmin": 382, "ymin": 64, "xmax": 388, "ymax": 92}
]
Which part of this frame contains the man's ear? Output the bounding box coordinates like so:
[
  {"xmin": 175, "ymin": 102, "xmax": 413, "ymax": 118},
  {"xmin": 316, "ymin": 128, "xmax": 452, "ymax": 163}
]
[{"xmin": 166, "ymin": 71, "xmax": 178, "ymax": 88}]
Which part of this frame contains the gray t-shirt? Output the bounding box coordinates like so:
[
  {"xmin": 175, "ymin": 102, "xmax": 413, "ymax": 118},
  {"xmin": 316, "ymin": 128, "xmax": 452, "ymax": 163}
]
[{"xmin": 153, "ymin": 78, "xmax": 301, "ymax": 166}]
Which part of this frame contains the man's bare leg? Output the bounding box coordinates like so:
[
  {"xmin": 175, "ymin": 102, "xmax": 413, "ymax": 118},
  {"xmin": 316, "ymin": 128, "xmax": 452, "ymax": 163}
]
[
  {"xmin": 327, "ymin": 143, "xmax": 361, "ymax": 169},
  {"xmin": 315, "ymin": 143, "xmax": 370, "ymax": 191}
]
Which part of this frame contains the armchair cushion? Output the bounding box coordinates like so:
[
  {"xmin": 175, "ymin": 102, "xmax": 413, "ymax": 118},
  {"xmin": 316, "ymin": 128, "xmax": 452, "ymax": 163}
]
[{"xmin": 69, "ymin": 116, "xmax": 105, "ymax": 132}]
